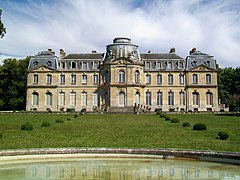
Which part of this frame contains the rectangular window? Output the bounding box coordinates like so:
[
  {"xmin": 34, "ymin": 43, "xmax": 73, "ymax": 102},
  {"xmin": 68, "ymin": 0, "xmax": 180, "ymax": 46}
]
[
  {"xmin": 82, "ymin": 75, "xmax": 87, "ymax": 84},
  {"xmin": 179, "ymin": 92, "xmax": 185, "ymax": 105},
  {"xmin": 32, "ymin": 93, "xmax": 38, "ymax": 105},
  {"xmin": 157, "ymin": 92, "xmax": 163, "ymax": 106},
  {"xmin": 146, "ymin": 92, "xmax": 151, "ymax": 105},
  {"xmin": 93, "ymin": 92, "xmax": 98, "ymax": 106},
  {"xmin": 146, "ymin": 62, "xmax": 150, "ymax": 69},
  {"xmin": 168, "ymin": 62, "xmax": 173, "ymax": 69},
  {"xmin": 70, "ymin": 92, "xmax": 76, "ymax": 106},
  {"xmin": 179, "ymin": 75, "xmax": 184, "ymax": 84},
  {"xmin": 81, "ymin": 92, "xmax": 87, "ymax": 106},
  {"xmin": 168, "ymin": 92, "xmax": 174, "ymax": 106},
  {"xmin": 193, "ymin": 74, "xmax": 198, "ymax": 84},
  {"xmin": 93, "ymin": 62, "xmax": 98, "ymax": 69},
  {"xmin": 59, "ymin": 92, "xmax": 65, "ymax": 106},
  {"xmin": 168, "ymin": 74, "xmax": 173, "ymax": 84},
  {"xmin": 46, "ymin": 93, "xmax": 52, "ymax": 106},
  {"xmin": 146, "ymin": 75, "xmax": 151, "ymax": 84},
  {"xmin": 46, "ymin": 74, "xmax": 52, "ymax": 84},
  {"xmin": 206, "ymin": 74, "xmax": 211, "ymax": 84},
  {"xmin": 206, "ymin": 92, "xmax": 213, "ymax": 105},
  {"xmin": 60, "ymin": 75, "xmax": 65, "ymax": 84},
  {"xmin": 33, "ymin": 74, "xmax": 38, "ymax": 84},
  {"xmin": 93, "ymin": 75, "xmax": 98, "ymax": 84},
  {"xmin": 71, "ymin": 75, "xmax": 76, "ymax": 84},
  {"xmin": 157, "ymin": 74, "xmax": 162, "ymax": 84}
]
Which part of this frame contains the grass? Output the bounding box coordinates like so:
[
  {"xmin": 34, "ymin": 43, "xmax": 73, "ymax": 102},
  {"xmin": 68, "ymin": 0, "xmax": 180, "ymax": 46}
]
[{"xmin": 0, "ymin": 113, "xmax": 239, "ymax": 152}]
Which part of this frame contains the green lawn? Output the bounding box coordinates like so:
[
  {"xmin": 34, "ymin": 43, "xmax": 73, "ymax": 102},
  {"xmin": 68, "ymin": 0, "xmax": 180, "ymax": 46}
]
[{"xmin": 0, "ymin": 113, "xmax": 239, "ymax": 152}]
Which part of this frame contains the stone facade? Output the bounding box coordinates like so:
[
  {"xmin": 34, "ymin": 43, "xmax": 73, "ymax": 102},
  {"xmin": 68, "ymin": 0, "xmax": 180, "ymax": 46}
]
[{"xmin": 26, "ymin": 37, "xmax": 221, "ymax": 112}]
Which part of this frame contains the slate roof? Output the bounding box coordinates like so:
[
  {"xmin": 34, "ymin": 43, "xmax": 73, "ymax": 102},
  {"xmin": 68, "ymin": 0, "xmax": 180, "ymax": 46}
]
[
  {"xmin": 140, "ymin": 53, "xmax": 183, "ymax": 60},
  {"xmin": 28, "ymin": 51, "xmax": 58, "ymax": 70},
  {"xmin": 63, "ymin": 53, "xmax": 104, "ymax": 60},
  {"xmin": 186, "ymin": 51, "xmax": 216, "ymax": 70}
]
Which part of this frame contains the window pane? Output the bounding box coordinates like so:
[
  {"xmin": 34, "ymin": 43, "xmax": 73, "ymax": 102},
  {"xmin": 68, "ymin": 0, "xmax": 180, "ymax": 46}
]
[
  {"xmin": 168, "ymin": 75, "xmax": 173, "ymax": 84},
  {"xmin": 168, "ymin": 92, "xmax": 174, "ymax": 105},
  {"xmin": 46, "ymin": 93, "xmax": 52, "ymax": 106},
  {"xmin": 59, "ymin": 92, "xmax": 65, "ymax": 106},
  {"xmin": 119, "ymin": 71, "xmax": 125, "ymax": 83},
  {"xmin": 206, "ymin": 74, "xmax": 211, "ymax": 84},
  {"xmin": 33, "ymin": 75, "xmax": 38, "ymax": 84},
  {"xmin": 81, "ymin": 92, "xmax": 87, "ymax": 106},
  {"xmin": 71, "ymin": 75, "xmax": 76, "ymax": 84},
  {"xmin": 179, "ymin": 75, "xmax": 184, "ymax": 84},
  {"xmin": 82, "ymin": 75, "xmax": 87, "ymax": 84},
  {"xmin": 193, "ymin": 74, "xmax": 198, "ymax": 84},
  {"xmin": 135, "ymin": 71, "xmax": 140, "ymax": 83},
  {"xmin": 93, "ymin": 92, "xmax": 98, "ymax": 106},
  {"xmin": 157, "ymin": 92, "xmax": 162, "ymax": 105},
  {"xmin": 157, "ymin": 75, "xmax": 162, "ymax": 84},
  {"xmin": 168, "ymin": 62, "xmax": 173, "ymax": 69},
  {"xmin": 60, "ymin": 75, "xmax": 65, "ymax": 84},
  {"xmin": 146, "ymin": 75, "xmax": 151, "ymax": 84},
  {"xmin": 179, "ymin": 92, "xmax": 185, "ymax": 105},
  {"xmin": 70, "ymin": 92, "xmax": 76, "ymax": 106},
  {"xmin": 46, "ymin": 75, "xmax": 52, "ymax": 84},
  {"xmin": 32, "ymin": 93, "xmax": 38, "ymax": 105},
  {"xmin": 146, "ymin": 92, "xmax": 151, "ymax": 105},
  {"xmin": 93, "ymin": 75, "xmax": 98, "ymax": 84}
]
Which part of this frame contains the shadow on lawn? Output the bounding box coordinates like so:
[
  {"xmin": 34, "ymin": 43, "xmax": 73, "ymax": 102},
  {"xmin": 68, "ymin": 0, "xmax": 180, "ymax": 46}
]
[{"xmin": 215, "ymin": 113, "xmax": 240, "ymax": 117}]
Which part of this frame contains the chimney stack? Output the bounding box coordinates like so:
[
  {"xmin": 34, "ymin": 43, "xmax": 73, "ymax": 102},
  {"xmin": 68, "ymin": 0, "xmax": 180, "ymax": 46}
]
[
  {"xmin": 60, "ymin": 49, "xmax": 66, "ymax": 59},
  {"xmin": 169, "ymin": 47, "xmax": 175, "ymax": 53}
]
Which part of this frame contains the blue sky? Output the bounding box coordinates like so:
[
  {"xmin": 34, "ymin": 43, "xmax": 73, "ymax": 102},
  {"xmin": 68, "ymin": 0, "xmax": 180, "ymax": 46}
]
[{"xmin": 0, "ymin": 0, "xmax": 240, "ymax": 67}]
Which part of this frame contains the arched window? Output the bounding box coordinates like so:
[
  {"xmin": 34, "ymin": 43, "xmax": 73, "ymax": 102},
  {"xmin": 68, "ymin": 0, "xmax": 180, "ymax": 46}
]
[
  {"xmin": 72, "ymin": 62, "xmax": 76, "ymax": 69},
  {"xmin": 156, "ymin": 61, "xmax": 162, "ymax": 69},
  {"xmin": 135, "ymin": 71, "xmax": 140, "ymax": 83},
  {"xmin": 61, "ymin": 62, "xmax": 65, "ymax": 69},
  {"xmin": 179, "ymin": 61, "xmax": 184, "ymax": 69},
  {"xmin": 193, "ymin": 74, "xmax": 198, "ymax": 84},
  {"xmin": 70, "ymin": 92, "xmax": 76, "ymax": 106},
  {"xmin": 135, "ymin": 92, "xmax": 140, "ymax": 105},
  {"xmin": 119, "ymin": 70, "xmax": 125, "ymax": 83},
  {"xmin": 146, "ymin": 92, "xmax": 151, "ymax": 105},
  {"xmin": 192, "ymin": 92, "xmax": 200, "ymax": 105},
  {"xmin": 206, "ymin": 74, "xmax": 211, "ymax": 84},
  {"xmin": 206, "ymin": 92, "xmax": 213, "ymax": 105},
  {"xmin": 82, "ymin": 62, "xmax": 87, "ymax": 69},
  {"xmin": 59, "ymin": 92, "xmax": 65, "ymax": 106},
  {"xmin": 47, "ymin": 61, "xmax": 52, "ymax": 67},
  {"xmin": 119, "ymin": 91, "xmax": 125, "ymax": 107},
  {"xmin": 168, "ymin": 61, "xmax": 173, "ymax": 69},
  {"xmin": 32, "ymin": 92, "xmax": 39, "ymax": 105},
  {"xmin": 157, "ymin": 92, "xmax": 162, "ymax": 106},
  {"xmin": 93, "ymin": 62, "xmax": 98, "ymax": 69},
  {"xmin": 146, "ymin": 62, "xmax": 150, "ymax": 69},
  {"xmin": 179, "ymin": 92, "xmax": 185, "ymax": 105},
  {"xmin": 46, "ymin": 92, "xmax": 52, "ymax": 106},
  {"xmin": 168, "ymin": 91, "xmax": 174, "ymax": 105}
]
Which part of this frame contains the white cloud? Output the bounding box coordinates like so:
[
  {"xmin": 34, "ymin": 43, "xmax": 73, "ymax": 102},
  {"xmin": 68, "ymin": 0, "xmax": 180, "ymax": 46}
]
[{"xmin": 0, "ymin": 0, "xmax": 240, "ymax": 67}]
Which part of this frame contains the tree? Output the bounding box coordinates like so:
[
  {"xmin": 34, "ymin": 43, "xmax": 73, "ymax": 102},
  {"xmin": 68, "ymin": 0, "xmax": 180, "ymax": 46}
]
[
  {"xmin": 0, "ymin": 9, "xmax": 6, "ymax": 38},
  {"xmin": 0, "ymin": 57, "xmax": 30, "ymax": 110}
]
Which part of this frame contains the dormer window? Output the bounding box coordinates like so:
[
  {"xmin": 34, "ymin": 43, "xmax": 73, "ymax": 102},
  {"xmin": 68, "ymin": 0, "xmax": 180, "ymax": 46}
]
[
  {"xmin": 61, "ymin": 62, "xmax": 65, "ymax": 69},
  {"xmin": 47, "ymin": 61, "xmax": 52, "ymax": 67},
  {"xmin": 192, "ymin": 61, "xmax": 197, "ymax": 67},
  {"xmin": 93, "ymin": 62, "xmax": 98, "ymax": 69},
  {"xmin": 205, "ymin": 60, "xmax": 210, "ymax": 66},
  {"xmin": 33, "ymin": 61, "xmax": 39, "ymax": 67},
  {"xmin": 156, "ymin": 61, "xmax": 162, "ymax": 69},
  {"xmin": 168, "ymin": 61, "xmax": 173, "ymax": 69},
  {"xmin": 72, "ymin": 62, "xmax": 76, "ymax": 69},
  {"xmin": 179, "ymin": 61, "xmax": 184, "ymax": 69},
  {"xmin": 82, "ymin": 62, "xmax": 87, "ymax": 69},
  {"xmin": 146, "ymin": 62, "xmax": 150, "ymax": 69}
]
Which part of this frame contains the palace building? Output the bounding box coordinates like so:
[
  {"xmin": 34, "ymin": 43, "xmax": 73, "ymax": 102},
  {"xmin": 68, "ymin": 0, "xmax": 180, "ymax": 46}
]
[{"xmin": 26, "ymin": 37, "xmax": 221, "ymax": 112}]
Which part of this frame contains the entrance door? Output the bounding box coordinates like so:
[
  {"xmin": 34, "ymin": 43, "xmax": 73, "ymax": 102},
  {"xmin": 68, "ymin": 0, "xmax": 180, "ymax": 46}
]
[{"xmin": 119, "ymin": 91, "xmax": 125, "ymax": 107}]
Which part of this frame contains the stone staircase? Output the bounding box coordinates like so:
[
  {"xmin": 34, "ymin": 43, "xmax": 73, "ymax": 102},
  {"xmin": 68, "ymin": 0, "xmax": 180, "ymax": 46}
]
[{"xmin": 107, "ymin": 106, "xmax": 134, "ymax": 113}]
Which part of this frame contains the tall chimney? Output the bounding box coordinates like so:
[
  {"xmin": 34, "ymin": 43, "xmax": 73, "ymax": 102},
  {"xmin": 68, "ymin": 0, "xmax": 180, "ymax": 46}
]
[{"xmin": 60, "ymin": 49, "xmax": 66, "ymax": 59}]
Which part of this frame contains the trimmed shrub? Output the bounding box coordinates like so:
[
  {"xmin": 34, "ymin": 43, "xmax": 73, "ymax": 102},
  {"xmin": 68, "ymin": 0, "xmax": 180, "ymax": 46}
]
[
  {"xmin": 165, "ymin": 116, "xmax": 171, "ymax": 121},
  {"xmin": 193, "ymin": 123, "xmax": 207, "ymax": 131},
  {"xmin": 156, "ymin": 111, "xmax": 161, "ymax": 115},
  {"xmin": 0, "ymin": 133, "xmax": 3, "ymax": 139},
  {"xmin": 218, "ymin": 131, "xmax": 230, "ymax": 140},
  {"xmin": 183, "ymin": 122, "xmax": 190, "ymax": 127},
  {"xmin": 159, "ymin": 113, "xmax": 167, "ymax": 118},
  {"xmin": 74, "ymin": 114, "xmax": 78, "ymax": 118},
  {"xmin": 67, "ymin": 118, "xmax": 71, "ymax": 121},
  {"xmin": 171, "ymin": 118, "xmax": 179, "ymax": 123},
  {"xmin": 79, "ymin": 112, "xmax": 84, "ymax": 115},
  {"xmin": 42, "ymin": 121, "xmax": 50, "ymax": 127},
  {"xmin": 55, "ymin": 119, "xmax": 64, "ymax": 123},
  {"xmin": 220, "ymin": 109, "xmax": 224, "ymax": 112},
  {"xmin": 21, "ymin": 122, "xmax": 33, "ymax": 131}
]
